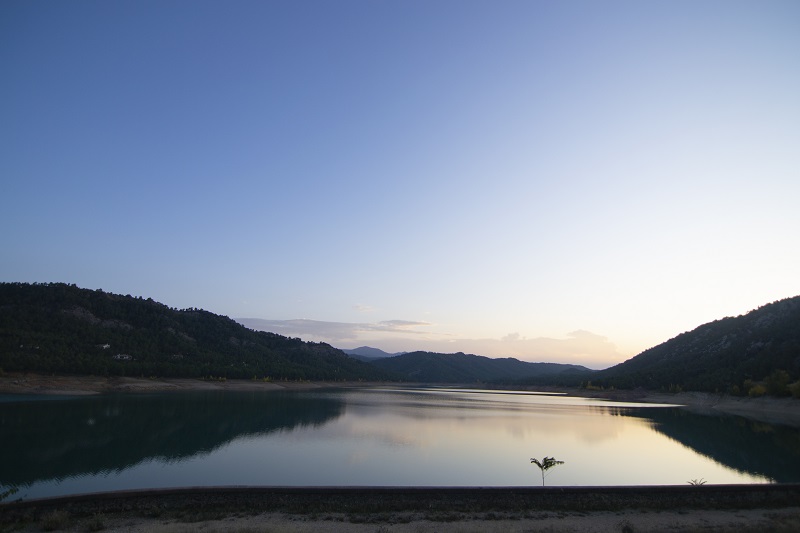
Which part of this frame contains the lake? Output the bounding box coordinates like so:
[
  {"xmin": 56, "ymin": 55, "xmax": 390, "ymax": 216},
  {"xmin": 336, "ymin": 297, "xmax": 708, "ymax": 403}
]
[{"xmin": 2, "ymin": 387, "xmax": 800, "ymax": 500}]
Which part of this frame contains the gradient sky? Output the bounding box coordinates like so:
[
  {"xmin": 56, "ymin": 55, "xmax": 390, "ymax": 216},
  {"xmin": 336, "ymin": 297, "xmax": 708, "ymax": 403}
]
[{"xmin": 2, "ymin": 1, "xmax": 799, "ymax": 368}]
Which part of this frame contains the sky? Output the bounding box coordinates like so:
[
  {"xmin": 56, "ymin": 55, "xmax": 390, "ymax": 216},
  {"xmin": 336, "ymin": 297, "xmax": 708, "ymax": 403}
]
[{"xmin": 2, "ymin": 1, "xmax": 799, "ymax": 369}]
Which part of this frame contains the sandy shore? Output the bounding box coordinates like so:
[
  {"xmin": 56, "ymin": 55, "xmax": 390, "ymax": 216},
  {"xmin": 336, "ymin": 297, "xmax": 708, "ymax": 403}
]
[{"xmin": 2, "ymin": 373, "xmax": 799, "ymax": 426}]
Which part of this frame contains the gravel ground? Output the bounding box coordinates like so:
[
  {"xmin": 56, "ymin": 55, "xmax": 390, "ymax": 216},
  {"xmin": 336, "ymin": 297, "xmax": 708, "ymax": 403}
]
[
  {"xmin": 4, "ymin": 486, "xmax": 800, "ymax": 533},
  {"xmin": 11, "ymin": 507, "xmax": 800, "ymax": 533}
]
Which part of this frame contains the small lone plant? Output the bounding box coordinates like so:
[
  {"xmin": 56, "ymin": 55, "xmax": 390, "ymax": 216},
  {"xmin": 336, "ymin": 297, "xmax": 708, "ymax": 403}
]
[
  {"xmin": 688, "ymin": 478, "xmax": 707, "ymax": 485},
  {"xmin": 83, "ymin": 513, "xmax": 107, "ymax": 532},
  {"xmin": 530, "ymin": 456, "xmax": 564, "ymax": 486}
]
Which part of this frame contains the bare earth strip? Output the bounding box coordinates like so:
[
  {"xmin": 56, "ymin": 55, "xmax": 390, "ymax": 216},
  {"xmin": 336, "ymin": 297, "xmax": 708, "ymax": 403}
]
[
  {"xmin": 1, "ymin": 373, "xmax": 799, "ymax": 427},
  {"xmin": 3, "ymin": 486, "xmax": 800, "ymax": 533},
  {"xmin": 0, "ymin": 374, "xmax": 322, "ymax": 396},
  {"xmin": 55, "ymin": 507, "xmax": 800, "ymax": 533}
]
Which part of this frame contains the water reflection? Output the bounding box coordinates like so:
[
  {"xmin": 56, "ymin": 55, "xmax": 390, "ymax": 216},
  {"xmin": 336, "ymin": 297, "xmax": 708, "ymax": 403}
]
[
  {"xmin": 0, "ymin": 391, "xmax": 343, "ymax": 488},
  {"xmin": 1, "ymin": 388, "xmax": 796, "ymax": 498},
  {"xmin": 628, "ymin": 408, "xmax": 800, "ymax": 483}
]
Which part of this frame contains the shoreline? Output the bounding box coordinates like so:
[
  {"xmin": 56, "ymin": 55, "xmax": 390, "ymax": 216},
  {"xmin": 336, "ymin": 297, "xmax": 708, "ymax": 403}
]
[
  {"xmin": 0, "ymin": 373, "xmax": 329, "ymax": 396},
  {"xmin": 2, "ymin": 373, "xmax": 800, "ymax": 426},
  {"xmin": 564, "ymin": 387, "xmax": 800, "ymax": 427},
  {"xmin": 3, "ymin": 485, "xmax": 800, "ymax": 532}
]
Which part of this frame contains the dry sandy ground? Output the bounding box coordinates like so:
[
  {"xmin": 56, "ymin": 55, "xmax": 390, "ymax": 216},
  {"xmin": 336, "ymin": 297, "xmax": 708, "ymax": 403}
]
[
  {"xmin": 19, "ymin": 507, "xmax": 800, "ymax": 533},
  {"xmin": 2, "ymin": 373, "xmax": 799, "ymax": 427}
]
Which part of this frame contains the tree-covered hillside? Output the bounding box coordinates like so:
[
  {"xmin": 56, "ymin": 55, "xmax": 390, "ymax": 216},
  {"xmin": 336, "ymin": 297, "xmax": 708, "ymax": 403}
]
[
  {"xmin": 0, "ymin": 283, "xmax": 393, "ymax": 381},
  {"xmin": 591, "ymin": 296, "xmax": 800, "ymax": 395},
  {"xmin": 370, "ymin": 350, "xmax": 590, "ymax": 383}
]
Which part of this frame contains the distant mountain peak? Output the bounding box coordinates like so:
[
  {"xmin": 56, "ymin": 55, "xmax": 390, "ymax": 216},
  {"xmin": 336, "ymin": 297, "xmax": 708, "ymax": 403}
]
[{"xmin": 341, "ymin": 346, "xmax": 398, "ymax": 361}]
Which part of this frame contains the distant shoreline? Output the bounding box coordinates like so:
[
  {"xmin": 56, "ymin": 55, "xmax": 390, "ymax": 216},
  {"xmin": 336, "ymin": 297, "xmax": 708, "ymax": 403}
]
[
  {"xmin": 2, "ymin": 373, "xmax": 799, "ymax": 426},
  {"xmin": 0, "ymin": 372, "xmax": 329, "ymax": 395}
]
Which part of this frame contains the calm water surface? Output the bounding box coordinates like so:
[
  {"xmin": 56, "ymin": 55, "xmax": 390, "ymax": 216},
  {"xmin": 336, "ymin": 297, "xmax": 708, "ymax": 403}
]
[{"xmin": 2, "ymin": 387, "xmax": 800, "ymax": 499}]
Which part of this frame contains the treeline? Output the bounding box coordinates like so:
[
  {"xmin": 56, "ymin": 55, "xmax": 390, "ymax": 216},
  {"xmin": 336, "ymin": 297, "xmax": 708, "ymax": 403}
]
[
  {"xmin": 4, "ymin": 283, "xmax": 799, "ymax": 395},
  {"xmin": 0, "ymin": 283, "xmax": 393, "ymax": 382},
  {"xmin": 582, "ymin": 296, "xmax": 800, "ymax": 396},
  {"xmin": 370, "ymin": 350, "xmax": 590, "ymax": 383}
]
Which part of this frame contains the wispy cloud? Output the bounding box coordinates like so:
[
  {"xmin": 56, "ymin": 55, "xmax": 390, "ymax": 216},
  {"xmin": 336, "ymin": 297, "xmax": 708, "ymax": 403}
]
[
  {"xmin": 235, "ymin": 318, "xmax": 625, "ymax": 369},
  {"xmin": 374, "ymin": 320, "xmax": 431, "ymax": 330},
  {"xmin": 237, "ymin": 318, "xmax": 433, "ymax": 342}
]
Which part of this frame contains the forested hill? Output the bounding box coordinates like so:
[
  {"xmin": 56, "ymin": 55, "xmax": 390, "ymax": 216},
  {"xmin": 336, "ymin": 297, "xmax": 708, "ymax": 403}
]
[
  {"xmin": 591, "ymin": 296, "xmax": 800, "ymax": 395},
  {"xmin": 0, "ymin": 283, "xmax": 392, "ymax": 381},
  {"xmin": 369, "ymin": 350, "xmax": 590, "ymax": 383}
]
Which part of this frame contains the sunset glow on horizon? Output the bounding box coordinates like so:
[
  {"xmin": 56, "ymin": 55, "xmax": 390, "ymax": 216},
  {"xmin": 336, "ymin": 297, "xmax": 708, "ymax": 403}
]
[{"xmin": 2, "ymin": 0, "xmax": 799, "ymax": 368}]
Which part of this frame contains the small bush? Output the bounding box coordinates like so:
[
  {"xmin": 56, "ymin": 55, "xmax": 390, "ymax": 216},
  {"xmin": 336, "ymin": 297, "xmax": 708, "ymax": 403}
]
[
  {"xmin": 765, "ymin": 370, "xmax": 791, "ymax": 396},
  {"xmin": 83, "ymin": 513, "xmax": 107, "ymax": 532},
  {"xmin": 618, "ymin": 520, "xmax": 635, "ymax": 533},
  {"xmin": 41, "ymin": 509, "xmax": 71, "ymax": 531}
]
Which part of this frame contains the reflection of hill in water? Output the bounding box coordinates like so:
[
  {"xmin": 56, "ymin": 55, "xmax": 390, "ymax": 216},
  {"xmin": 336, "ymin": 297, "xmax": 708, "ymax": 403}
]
[
  {"xmin": 630, "ymin": 409, "xmax": 800, "ymax": 483},
  {"xmin": 0, "ymin": 391, "xmax": 344, "ymax": 488}
]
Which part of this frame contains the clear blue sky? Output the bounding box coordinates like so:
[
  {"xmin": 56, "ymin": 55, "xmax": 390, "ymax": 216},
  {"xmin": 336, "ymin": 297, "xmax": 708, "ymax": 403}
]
[{"xmin": 3, "ymin": 1, "xmax": 799, "ymax": 368}]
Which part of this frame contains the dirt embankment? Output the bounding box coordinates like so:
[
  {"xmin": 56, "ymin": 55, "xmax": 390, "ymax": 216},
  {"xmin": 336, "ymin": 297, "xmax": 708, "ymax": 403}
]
[
  {"xmin": 3, "ymin": 486, "xmax": 800, "ymax": 533},
  {"xmin": 0, "ymin": 373, "xmax": 332, "ymax": 396}
]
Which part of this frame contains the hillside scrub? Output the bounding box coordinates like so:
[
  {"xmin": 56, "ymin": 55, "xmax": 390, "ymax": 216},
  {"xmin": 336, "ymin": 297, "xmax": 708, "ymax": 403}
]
[{"xmin": 0, "ymin": 283, "xmax": 394, "ymax": 382}]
